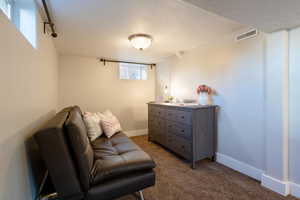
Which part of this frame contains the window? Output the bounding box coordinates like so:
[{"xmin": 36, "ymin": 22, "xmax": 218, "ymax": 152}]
[
  {"xmin": 0, "ymin": 0, "xmax": 37, "ymax": 48},
  {"xmin": 119, "ymin": 63, "xmax": 148, "ymax": 80},
  {"xmin": 0, "ymin": 0, "xmax": 13, "ymax": 19}
]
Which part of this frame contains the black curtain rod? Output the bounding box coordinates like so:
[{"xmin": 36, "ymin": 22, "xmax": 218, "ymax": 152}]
[
  {"xmin": 99, "ymin": 58, "xmax": 156, "ymax": 68},
  {"xmin": 42, "ymin": 0, "xmax": 57, "ymax": 38}
]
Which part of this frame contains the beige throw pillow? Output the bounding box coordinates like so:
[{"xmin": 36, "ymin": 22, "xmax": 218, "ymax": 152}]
[
  {"xmin": 83, "ymin": 112, "xmax": 103, "ymax": 141},
  {"xmin": 97, "ymin": 110, "xmax": 122, "ymax": 138}
]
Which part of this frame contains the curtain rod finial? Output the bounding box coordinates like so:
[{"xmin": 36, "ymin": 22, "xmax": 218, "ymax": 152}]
[{"xmin": 99, "ymin": 58, "xmax": 106, "ymax": 66}]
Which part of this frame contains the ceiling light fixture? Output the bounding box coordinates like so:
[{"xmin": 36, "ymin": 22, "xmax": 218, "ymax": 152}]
[{"xmin": 128, "ymin": 34, "xmax": 153, "ymax": 50}]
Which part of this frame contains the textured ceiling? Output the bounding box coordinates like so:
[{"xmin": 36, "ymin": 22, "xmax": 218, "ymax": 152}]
[
  {"xmin": 182, "ymin": 0, "xmax": 300, "ymax": 33},
  {"xmin": 48, "ymin": 0, "xmax": 244, "ymax": 62}
]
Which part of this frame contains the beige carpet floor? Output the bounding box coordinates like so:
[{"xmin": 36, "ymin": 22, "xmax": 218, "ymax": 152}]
[{"xmin": 118, "ymin": 136, "xmax": 298, "ymax": 200}]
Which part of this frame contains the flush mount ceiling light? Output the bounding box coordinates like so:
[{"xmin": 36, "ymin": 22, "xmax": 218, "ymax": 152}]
[{"xmin": 128, "ymin": 34, "xmax": 153, "ymax": 50}]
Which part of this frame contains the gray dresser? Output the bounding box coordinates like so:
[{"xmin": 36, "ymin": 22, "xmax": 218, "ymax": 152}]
[{"xmin": 148, "ymin": 102, "xmax": 218, "ymax": 168}]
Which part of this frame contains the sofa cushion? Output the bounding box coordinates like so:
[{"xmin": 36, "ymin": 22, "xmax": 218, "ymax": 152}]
[
  {"xmin": 65, "ymin": 107, "xmax": 94, "ymax": 191},
  {"xmin": 90, "ymin": 132, "xmax": 155, "ymax": 185},
  {"xmin": 83, "ymin": 112, "xmax": 103, "ymax": 141},
  {"xmin": 98, "ymin": 110, "xmax": 122, "ymax": 138}
]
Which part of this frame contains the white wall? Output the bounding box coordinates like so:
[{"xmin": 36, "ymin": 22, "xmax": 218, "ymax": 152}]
[
  {"xmin": 289, "ymin": 27, "xmax": 300, "ymax": 186},
  {"xmin": 0, "ymin": 10, "xmax": 58, "ymax": 200},
  {"xmin": 158, "ymin": 33, "xmax": 266, "ymax": 171},
  {"xmin": 264, "ymin": 30, "xmax": 289, "ymax": 179},
  {"xmin": 157, "ymin": 29, "xmax": 300, "ymax": 197},
  {"xmin": 58, "ymin": 55, "xmax": 156, "ymax": 132},
  {"xmin": 155, "ymin": 57, "xmax": 173, "ymax": 102},
  {"xmin": 261, "ymin": 31, "xmax": 290, "ymax": 195}
]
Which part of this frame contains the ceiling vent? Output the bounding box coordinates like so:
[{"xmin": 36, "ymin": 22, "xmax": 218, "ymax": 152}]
[{"xmin": 235, "ymin": 29, "xmax": 258, "ymax": 42}]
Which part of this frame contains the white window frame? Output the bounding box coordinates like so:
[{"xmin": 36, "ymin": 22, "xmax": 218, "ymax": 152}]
[
  {"xmin": 0, "ymin": 0, "xmax": 14, "ymax": 19},
  {"xmin": 0, "ymin": 0, "xmax": 37, "ymax": 48},
  {"xmin": 119, "ymin": 63, "xmax": 148, "ymax": 80}
]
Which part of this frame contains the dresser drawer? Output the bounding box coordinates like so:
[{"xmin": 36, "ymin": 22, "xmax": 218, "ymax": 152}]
[
  {"xmin": 165, "ymin": 109, "xmax": 175, "ymax": 120},
  {"xmin": 166, "ymin": 109, "xmax": 192, "ymax": 124},
  {"xmin": 149, "ymin": 106, "xmax": 165, "ymax": 118},
  {"xmin": 166, "ymin": 121, "xmax": 192, "ymax": 139},
  {"xmin": 149, "ymin": 118, "xmax": 166, "ymax": 145},
  {"xmin": 149, "ymin": 118, "xmax": 165, "ymax": 129},
  {"xmin": 167, "ymin": 134, "xmax": 191, "ymax": 160}
]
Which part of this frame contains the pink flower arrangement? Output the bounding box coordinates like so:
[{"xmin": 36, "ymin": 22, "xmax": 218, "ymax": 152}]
[{"xmin": 196, "ymin": 85, "xmax": 212, "ymax": 95}]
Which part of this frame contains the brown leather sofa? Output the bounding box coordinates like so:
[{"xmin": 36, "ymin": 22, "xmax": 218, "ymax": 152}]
[{"xmin": 35, "ymin": 106, "xmax": 156, "ymax": 200}]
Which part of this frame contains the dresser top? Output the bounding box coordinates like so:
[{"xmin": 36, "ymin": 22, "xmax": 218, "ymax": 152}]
[{"xmin": 148, "ymin": 102, "xmax": 218, "ymax": 110}]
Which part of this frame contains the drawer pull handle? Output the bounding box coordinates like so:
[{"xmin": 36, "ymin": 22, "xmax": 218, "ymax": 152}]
[
  {"xmin": 181, "ymin": 130, "xmax": 184, "ymax": 133},
  {"xmin": 181, "ymin": 116, "xmax": 185, "ymax": 119}
]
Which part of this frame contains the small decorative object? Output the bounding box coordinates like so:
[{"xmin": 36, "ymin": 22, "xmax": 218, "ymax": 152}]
[
  {"xmin": 164, "ymin": 85, "xmax": 168, "ymax": 94},
  {"xmin": 196, "ymin": 85, "xmax": 212, "ymax": 105},
  {"xmin": 183, "ymin": 99, "xmax": 197, "ymax": 104},
  {"xmin": 164, "ymin": 85, "xmax": 169, "ymax": 102}
]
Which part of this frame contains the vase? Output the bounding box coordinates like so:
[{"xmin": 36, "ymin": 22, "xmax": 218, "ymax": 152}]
[{"xmin": 198, "ymin": 92, "xmax": 209, "ymax": 105}]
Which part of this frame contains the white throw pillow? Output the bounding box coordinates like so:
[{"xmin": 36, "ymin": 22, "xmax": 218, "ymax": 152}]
[
  {"xmin": 83, "ymin": 112, "xmax": 103, "ymax": 141},
  {"xmin": 97, "ymin": 110, "xmax": 122, "ymax": 138}
]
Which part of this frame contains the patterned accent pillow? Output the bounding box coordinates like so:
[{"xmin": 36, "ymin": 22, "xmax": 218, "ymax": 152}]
[
  {"xmin": 83, "ymin": 112, "xmax": 103, "ymax": 141},
  {"xmin": 97, "ymin": 110, "xmax": 122, "ymax": 138}
]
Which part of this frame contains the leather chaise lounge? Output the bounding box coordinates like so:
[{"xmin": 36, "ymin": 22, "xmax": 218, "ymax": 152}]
[{"xmin": 35, "ymin": 106, "xmax": 156, "ymax": 200}]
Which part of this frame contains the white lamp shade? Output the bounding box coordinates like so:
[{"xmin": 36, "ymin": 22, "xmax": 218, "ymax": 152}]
[{"xmin": 129, "ymin": 34, "xmax": 152, "ymax": 50}]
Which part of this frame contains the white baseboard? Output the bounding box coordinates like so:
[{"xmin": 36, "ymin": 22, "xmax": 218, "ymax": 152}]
[
  {"xmin": 215, "ymin": 153, "xmax": 294, "ymax": 196},
  {"xmin": 216, "ymin": 152, "xmax": 263, "ymax": 181},
  {"xmin": 261, "ymin": 174, "xmax": 290, "ymax": 196},
  {"xmin": 261, "ymin": 177, "xmax": 300, "ymax": 198},
  {"xmin": 125, "ymin": 129, "xmax": 148, "ymax": 137},
  {"xmin": 290, "ymin": 182, "xmax": 300, "ymax": 198}
]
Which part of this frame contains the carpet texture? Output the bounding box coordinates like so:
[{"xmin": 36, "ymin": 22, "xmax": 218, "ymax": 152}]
[{"xmin": 118, "ymin": 136, "xmax": 298, "ymax": 200}]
